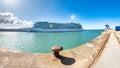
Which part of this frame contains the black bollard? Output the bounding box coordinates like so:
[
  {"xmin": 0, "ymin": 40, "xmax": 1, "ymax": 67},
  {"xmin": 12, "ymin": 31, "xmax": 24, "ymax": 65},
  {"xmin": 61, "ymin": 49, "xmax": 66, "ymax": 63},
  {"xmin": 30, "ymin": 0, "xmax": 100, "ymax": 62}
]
[{"xmin": 51, "ymin": 46, "xmax": 63, "ymax": 58}]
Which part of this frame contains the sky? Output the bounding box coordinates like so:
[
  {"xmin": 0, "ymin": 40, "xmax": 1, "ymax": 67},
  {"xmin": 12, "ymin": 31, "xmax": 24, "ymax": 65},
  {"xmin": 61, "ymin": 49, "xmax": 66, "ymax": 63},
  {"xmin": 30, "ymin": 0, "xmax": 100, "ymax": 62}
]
[{"xmin": 0, "ymin": 0, "xmax": 120, "ymax": 29}]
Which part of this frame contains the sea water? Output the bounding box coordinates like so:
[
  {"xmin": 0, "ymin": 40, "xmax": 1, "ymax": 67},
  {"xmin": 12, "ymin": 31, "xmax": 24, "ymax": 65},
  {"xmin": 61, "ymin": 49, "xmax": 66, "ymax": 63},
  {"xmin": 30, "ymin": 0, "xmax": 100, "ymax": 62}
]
[{"xmin": 0, "ymin": 30, "xmax": 103, "ymax": 53}]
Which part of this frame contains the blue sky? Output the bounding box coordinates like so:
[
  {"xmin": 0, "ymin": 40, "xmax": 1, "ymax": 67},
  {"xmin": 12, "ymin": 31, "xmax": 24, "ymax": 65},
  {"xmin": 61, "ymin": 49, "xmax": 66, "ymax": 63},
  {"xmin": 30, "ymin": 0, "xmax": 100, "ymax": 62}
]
[{"xmin": 0, "ymin": 0, "xmax": 120, "ymax": 29}]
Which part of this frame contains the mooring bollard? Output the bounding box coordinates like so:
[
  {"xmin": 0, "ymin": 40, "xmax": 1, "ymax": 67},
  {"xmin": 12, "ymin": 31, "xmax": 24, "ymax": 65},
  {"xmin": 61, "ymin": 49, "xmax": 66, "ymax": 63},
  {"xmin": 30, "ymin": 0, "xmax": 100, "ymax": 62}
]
[{"xmin": 51, "ymin": 46, "xmax": 63, "ymax": 58}]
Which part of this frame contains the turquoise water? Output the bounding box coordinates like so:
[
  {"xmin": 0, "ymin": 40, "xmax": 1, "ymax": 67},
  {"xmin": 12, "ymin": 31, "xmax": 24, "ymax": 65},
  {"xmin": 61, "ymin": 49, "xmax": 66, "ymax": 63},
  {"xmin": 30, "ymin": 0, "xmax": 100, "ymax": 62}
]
[{"xmin": 0, "ymin": 30, "xmax": 103, "ymax": 53}]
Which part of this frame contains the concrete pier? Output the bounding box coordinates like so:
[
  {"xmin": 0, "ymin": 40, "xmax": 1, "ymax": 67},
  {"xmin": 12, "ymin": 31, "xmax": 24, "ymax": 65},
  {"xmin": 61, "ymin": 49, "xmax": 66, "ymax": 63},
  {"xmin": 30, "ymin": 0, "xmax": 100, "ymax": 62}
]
[
  {"xmin": 1, "ymin": 30, "xmax": 120, "ymax": 68},
  {"xmin": 92, "ymin": 32, "xmax": 120, "ymax": 68}
]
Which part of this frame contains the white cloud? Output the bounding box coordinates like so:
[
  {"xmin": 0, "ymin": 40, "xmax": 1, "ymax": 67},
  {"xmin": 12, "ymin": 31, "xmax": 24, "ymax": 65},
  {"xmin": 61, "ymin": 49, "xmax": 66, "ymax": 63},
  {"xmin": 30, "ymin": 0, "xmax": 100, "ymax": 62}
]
[{"xmin": 0, "ymin": 12, "xmax": 33, "ymax": 28}]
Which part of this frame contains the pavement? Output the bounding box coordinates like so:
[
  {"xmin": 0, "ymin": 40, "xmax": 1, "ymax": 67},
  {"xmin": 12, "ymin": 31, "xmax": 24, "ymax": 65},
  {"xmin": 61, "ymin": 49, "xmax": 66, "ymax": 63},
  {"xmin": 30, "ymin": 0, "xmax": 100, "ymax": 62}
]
[{"xmin": 93, "ymin": 32, "xmax": 120, "ymax": 68}]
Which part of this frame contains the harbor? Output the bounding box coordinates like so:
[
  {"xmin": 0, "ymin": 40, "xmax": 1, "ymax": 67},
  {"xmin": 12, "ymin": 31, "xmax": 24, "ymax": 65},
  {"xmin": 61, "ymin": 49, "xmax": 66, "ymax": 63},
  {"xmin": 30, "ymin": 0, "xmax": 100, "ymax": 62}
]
[
  {"xmin": 0, "ymin": 30, "xmax": 120, "ymax": 68},
  {"xmin": 0, "ymin": 0, "xmax": 120, "ymax": 68}
]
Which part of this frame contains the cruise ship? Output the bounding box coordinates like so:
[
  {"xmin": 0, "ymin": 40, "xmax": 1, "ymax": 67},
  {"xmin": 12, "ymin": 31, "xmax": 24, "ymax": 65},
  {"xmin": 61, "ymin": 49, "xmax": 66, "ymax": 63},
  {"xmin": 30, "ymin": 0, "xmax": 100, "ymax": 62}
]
[{"xmin": 29, "ymin": 22, "xmax": 83, "ymax": 32}]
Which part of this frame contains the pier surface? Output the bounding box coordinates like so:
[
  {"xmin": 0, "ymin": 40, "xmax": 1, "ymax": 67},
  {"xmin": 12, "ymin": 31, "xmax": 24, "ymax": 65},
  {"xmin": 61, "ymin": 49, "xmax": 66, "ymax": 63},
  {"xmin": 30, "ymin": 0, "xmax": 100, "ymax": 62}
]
[
  {"xmin": 93, "ymin": 33, "xmax": 120, "ymax": 68},
  {"xmin": 1, "ymin": 30, "xmax": 120, "ymax": 68}
]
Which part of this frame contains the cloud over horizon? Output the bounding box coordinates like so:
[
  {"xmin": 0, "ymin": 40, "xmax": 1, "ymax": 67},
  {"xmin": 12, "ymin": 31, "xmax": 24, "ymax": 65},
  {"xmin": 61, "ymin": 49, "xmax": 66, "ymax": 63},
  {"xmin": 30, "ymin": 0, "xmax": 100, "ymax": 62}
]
[{"xmin": 0, "ymin": 12, "xmax": 33, "ymax": 28}]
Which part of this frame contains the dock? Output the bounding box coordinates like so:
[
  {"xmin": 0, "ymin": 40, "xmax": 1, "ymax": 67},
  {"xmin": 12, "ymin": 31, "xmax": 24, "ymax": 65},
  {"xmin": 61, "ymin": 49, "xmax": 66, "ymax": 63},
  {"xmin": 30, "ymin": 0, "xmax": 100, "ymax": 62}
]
[
  {"xmin": 0, "ymin": 30, "xmax": 120, "ymax": 68},
  {"xmin": 92, "ymin": 32, "xmax": 120, "ymax": 68}
]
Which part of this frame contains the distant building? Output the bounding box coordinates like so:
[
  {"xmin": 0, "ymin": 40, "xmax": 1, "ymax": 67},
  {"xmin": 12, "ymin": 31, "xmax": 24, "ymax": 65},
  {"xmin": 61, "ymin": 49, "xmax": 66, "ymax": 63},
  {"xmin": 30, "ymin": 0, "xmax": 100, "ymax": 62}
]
[
  {"xmin": 105, "ymin": 24, "xmax": 110, "ymax": 31},
  {"xmin": 115, "ymin": 26, "xmax": 120, "ymax": 31}
]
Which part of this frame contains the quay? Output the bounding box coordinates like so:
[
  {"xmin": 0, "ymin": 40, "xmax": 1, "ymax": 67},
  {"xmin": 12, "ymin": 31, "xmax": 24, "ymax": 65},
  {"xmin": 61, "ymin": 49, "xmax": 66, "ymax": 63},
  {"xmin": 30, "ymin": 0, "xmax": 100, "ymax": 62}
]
[
  {"xmin": 92, "ymin": 31, "xmax": 120, "ymax": 68},
  {"xmin": 0, "ymin": 30, "xmax": 120, "ymax": 68}
]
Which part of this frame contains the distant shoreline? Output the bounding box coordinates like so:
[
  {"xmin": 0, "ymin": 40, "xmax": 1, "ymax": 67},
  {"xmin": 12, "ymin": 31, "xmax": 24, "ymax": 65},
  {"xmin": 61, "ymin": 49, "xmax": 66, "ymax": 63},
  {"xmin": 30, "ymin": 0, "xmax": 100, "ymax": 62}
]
[
  {"xmin": 0, "ymin": 29, "xmax": 83, "ymax": 32},
  {"xmin": 0, "ymin": 29, "xmax": 104, "ymax": 32}
]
